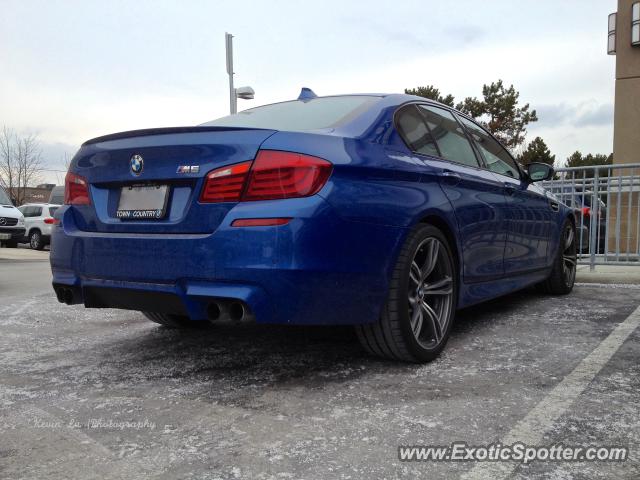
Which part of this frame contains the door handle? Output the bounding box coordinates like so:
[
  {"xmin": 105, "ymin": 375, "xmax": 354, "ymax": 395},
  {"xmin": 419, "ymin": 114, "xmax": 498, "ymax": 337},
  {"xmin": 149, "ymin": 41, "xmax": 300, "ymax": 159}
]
[
  {"xmin": 549, "ymin": 200, "xmax": 559, "ymax": 212},
  {"xmin": 504, "ymin": 183, "xmax": 516, "ymax": 195},
  {"xmin": 442, "ymin": 170, "xmax": 461, "ymax": 185}
]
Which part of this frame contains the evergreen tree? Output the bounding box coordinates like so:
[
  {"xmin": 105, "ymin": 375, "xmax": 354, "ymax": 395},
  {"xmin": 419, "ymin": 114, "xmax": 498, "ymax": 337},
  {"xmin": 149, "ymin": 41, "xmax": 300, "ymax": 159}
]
[
  {"xmin": 404, "ymin": 86, "xmax": 455, "ymax": 107},
  {"xmin": 405, "ymin": 80, "xmax": 538, "ymax": 150},
  {"xmin": 518, "ymin": 137, "xmax": 555, "ymax": 166}
]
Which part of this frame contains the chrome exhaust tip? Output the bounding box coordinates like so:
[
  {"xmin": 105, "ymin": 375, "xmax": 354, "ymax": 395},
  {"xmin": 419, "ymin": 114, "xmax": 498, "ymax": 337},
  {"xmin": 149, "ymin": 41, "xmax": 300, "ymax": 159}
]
[
  {"xmin": 63, "ymin": 288, "xmax": 74, "ymax": 305},
  {"xmin": 229, "ymin": 302, "xmax": 245, "ymax": 322},
  {"xmin": 207, "ymin": 303, "xmax": 222, "ymax": 322}
]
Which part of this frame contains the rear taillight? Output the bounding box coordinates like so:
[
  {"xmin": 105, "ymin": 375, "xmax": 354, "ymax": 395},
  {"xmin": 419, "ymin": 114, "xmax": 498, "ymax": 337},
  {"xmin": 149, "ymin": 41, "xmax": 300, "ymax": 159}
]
[
  {"xmin": 199, "ymin": 151, "xmax": 332, "ymax": 204},
  {"xmin": 199, "ymin": 161, "xmax": 252, "ymax": 203},
  {"xmin": 43, "ymin": 218, "xmax": 60, "ymax": 225},
  {"xmin": 581, "ymin": 206, "xmax": 591, "ymax": 218},
  {"xmin": 64, "ymin": 172, "xmax": 91, "ymax": 205},
  {"xmin": 243, "ymin": 150, "xmax": 332, "ymax": 201}
]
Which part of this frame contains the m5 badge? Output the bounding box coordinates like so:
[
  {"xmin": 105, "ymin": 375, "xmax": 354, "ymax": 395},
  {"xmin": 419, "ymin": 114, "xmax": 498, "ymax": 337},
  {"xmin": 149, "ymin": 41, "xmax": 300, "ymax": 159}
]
[{"xmin": 176, "ymin": 165, "xmax": 200, "ymax": 174}]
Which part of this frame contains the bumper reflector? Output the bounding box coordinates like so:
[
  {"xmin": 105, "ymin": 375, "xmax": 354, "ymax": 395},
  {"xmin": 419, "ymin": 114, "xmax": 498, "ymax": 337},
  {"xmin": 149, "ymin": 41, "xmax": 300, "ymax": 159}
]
[{"xmin": 231, "ymin": 218, "xmax": 291, "ymax": 227}]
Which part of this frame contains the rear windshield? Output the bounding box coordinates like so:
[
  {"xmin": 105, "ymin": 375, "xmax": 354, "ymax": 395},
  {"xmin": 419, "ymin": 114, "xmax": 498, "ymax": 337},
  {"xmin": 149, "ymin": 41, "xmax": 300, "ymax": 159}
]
[
  {"xmin": 49, "ymin": 206, "xmax": 59, "ymax": 216},
  {"xmin": 202, "ymin": 96, "xmax": 379, "ymax": 131}
]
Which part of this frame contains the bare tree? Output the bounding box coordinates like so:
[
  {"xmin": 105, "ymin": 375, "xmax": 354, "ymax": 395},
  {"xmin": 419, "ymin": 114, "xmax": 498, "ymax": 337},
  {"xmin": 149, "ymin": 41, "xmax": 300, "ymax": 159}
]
[
  {"xmin": 63, "ymin": 151, "xmax": 71, "ymax": 170},
  {"xmin": 0, "ymin": 127, "xmax": 16, "ymax": 199},
  {"xmin": 0, "ymin": 127, "xmax": 43, "ymax": 205}
]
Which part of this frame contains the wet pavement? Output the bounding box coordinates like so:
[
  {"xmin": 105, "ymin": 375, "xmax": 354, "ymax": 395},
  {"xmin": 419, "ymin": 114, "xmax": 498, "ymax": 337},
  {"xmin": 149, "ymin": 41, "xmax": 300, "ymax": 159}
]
[{"xmin": 1, "ymin": 259, "xmax": 639, "ymax": 479}]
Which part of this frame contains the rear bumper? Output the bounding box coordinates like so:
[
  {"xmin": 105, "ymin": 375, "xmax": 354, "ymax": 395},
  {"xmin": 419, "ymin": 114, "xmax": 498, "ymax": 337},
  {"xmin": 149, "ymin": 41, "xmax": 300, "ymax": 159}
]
[
  {"xmin": 39, "ymin": 224, "xmax": 54, "ymax": 237},
  {"xmin": 50, "ymin": 199, "xmax": 407, "ymax": 325},
  {"xmin": 577, "ymin": 224, "xmax": 589, "ymax": 250}
]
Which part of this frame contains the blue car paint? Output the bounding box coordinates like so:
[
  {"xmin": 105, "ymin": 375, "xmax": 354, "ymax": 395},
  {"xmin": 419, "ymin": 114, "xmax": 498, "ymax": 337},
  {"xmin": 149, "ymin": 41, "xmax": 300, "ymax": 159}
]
[
  {"xmin": 70, "ymin": 128, "xmax": 278, "ymax": 234},
  {"xmin": 51, "ymin": 93, "xmax": 573, "ymax": 324}
]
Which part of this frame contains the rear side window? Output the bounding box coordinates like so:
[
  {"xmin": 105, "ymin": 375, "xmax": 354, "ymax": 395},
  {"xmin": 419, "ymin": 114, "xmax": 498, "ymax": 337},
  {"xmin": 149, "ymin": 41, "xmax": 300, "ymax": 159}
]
[
  {"xmin": 395, "ymin": 106, "xmax": 439, "ymax": 157},
  {"xmin": 458, "ymin": 116, "xmax": 520, "ymax": 179},
  {"xmin": 203, "ymin": 96, "xmax": 379, "ymax": 131},
  {"xmin": 418, "ymin": 106, "xmax": 480, "ymax": 168},
  {"xmin": 22, "ymin": 206, "xmax": 43, "ymax": 217}
]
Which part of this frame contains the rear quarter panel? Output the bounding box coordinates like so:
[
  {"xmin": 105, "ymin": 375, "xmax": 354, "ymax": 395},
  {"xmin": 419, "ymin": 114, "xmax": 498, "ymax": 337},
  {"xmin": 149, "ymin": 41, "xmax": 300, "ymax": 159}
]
[{"xmin": 261, "ymin": 130, "xmax": 461, "ymax": 281}]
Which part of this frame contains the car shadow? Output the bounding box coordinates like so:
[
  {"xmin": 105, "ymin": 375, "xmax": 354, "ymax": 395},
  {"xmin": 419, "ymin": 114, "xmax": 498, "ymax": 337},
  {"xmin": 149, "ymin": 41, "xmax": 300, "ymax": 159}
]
[
  {"xmin": 97, "ymin": 320, "xmax": 397, "ymax": 390},
  {"xmin": 452, "ymin": 287, "xmax": 540, "ymax": 334},
  {"xmin": 93, "ymin": 288, "xmax": 544, "ymax": 395}
]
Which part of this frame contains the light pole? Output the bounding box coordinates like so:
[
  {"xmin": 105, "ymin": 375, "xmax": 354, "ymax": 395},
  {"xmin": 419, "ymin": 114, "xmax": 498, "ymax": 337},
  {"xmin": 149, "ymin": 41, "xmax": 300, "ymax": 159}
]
[{"xmin": 225, "ymin": 32, "xmax": 255, "ymax": 114}]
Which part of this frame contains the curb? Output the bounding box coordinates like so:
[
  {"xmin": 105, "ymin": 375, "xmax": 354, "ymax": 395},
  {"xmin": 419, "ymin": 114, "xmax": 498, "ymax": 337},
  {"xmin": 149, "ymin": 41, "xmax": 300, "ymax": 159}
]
[{"xmin": 576, "ymin": 272, "xmax": 640, "ymax": 285}]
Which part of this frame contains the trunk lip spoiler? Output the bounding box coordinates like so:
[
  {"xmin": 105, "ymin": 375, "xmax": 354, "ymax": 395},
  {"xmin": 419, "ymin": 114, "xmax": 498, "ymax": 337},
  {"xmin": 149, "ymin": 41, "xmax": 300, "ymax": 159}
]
[{"xmin": 82, "ymin": 126, "xmax": 275, "ymax": 146}]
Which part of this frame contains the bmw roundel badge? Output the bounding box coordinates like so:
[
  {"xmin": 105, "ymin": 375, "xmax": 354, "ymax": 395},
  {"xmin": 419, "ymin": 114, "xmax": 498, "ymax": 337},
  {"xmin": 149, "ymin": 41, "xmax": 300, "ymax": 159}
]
[{"xmin": 130, "ymin": 154, "xmax": 144, "ymax": 176}]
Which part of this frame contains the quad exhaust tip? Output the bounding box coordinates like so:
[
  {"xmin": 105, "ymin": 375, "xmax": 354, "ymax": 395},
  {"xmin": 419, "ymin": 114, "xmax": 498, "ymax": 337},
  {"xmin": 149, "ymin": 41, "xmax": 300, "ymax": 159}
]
[
  {"xmin": 206, "ymin": 303, "xmax": 221, "ymax": 321},
  {"xmin": 207, "ymin": 300, "xmax": 249, "ymax": 323},
  {"xmin": 55, "ymin": 286, "xmax": 75, "ymax": 305},
  {"xmin": 229, "ymin": 302, "xmax": 245, "ymax": 322},
  {"xmin": 63, "ymin": 289, "xmax": 74, "ymax": 305}
]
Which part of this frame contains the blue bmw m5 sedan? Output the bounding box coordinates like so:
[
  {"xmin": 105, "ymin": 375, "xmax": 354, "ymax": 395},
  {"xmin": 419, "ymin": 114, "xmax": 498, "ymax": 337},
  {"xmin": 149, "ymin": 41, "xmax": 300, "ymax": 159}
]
[{"xmin": 51, "ymin": 89, "xmax": 576, "ymax": 362}]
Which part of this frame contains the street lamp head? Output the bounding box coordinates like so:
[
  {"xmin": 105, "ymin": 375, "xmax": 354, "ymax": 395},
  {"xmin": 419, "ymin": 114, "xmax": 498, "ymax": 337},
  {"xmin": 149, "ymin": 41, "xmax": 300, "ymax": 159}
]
[
  {"xmin": 235, "ymin": 86, "xmax": 255, "ymax": 100},
  {"xmin": 608, "ymin": 12, "xmax": 617, "ymax": 55}
]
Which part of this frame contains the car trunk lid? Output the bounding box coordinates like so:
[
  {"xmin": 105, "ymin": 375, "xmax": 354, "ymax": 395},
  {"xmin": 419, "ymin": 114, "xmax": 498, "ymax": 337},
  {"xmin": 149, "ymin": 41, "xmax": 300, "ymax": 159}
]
[{"xmin": 68, "ymin": 127, "xmax": 276, "ymax": 234}]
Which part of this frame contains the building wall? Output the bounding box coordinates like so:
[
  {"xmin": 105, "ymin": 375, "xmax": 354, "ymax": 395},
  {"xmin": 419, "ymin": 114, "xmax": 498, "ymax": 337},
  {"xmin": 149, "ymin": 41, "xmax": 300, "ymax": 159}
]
[
  {"xmin": 609, "ymin": 1, "xmax": 640, "ymax": 253},
  {"xmin": 22, "ymin": 187, "xmax": 53, "ymax": 204},
  {"xmin": 613, "ymin": 0, "xmax": 640, "ymax": 165}
]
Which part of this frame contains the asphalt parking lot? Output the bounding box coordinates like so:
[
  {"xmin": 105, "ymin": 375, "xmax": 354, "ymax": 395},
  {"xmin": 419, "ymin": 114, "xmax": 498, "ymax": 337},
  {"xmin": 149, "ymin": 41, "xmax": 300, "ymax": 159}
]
[{"xmin": 1, "ymin": 252, "xmax": 639, "ymax": 479}]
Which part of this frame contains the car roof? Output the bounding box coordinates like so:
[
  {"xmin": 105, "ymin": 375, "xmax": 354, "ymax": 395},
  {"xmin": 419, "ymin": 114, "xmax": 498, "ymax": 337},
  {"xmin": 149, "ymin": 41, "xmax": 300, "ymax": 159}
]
[
  {"xmin": 85, "ymin": 93, "xmax": 462, "ymax": 146},
  {"xmin": 236, "ymin": 92, "xmax": 454, "ymax": 111}
]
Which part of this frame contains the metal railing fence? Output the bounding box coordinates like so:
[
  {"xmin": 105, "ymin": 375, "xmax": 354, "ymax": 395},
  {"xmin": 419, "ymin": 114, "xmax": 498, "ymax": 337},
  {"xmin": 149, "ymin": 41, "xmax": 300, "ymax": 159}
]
[{"xmin": 542, "ymin": 163, "xmax": 640, "ymax": 271}]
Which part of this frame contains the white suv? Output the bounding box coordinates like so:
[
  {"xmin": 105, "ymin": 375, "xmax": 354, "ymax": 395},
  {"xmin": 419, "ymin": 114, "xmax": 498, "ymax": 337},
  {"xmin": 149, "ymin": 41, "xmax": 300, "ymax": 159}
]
[{"xmin": 18, "ymin": 203, "xmax": 61, "ymax": 250}]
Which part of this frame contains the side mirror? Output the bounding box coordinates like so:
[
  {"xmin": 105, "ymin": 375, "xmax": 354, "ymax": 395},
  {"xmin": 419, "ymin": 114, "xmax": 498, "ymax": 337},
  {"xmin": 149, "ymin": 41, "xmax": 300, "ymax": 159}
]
[{"xmin": 526, "ymin": 162, "xmax": 554, "ymax": 182}]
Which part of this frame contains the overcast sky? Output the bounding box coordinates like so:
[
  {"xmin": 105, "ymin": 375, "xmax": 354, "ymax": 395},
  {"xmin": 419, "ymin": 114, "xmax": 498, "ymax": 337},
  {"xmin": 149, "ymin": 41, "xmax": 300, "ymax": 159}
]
[{"xmin": 1, "ymin": 0, "xmax": 617, "ymax": 184}]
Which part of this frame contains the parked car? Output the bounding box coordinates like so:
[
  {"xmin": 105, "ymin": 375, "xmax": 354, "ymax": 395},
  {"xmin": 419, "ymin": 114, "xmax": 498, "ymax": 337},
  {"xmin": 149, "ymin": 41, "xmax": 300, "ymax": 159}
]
[
  {"xmin": 0, "ymin": 186, "xmax": 25, "ymax": 248},
  {"xmin": 51, "ymin": 92, "xmax": 577, "ymax": 363},
  {"xmin": 48, "ymin": 185, "xmax": 64, "ymax": 205},
  {"xmin": 17, "ymin": 203, "xmax": 61, "ymax": 250},
  {"xmin": 547, "ymin": 186, "xmax": 607, "ymax": 253}
]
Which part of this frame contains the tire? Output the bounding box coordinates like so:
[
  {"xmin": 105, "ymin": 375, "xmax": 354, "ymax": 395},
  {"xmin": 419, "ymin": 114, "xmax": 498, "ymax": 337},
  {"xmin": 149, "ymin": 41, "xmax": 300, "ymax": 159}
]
[
  {"xmin": 356, "ymin": 224, "xmax": 458, "ymax": 363},
  {"xmin": 142, "ymin": 311, "xmax": 209, "ymax": 329},
  {"xmin": 29, "ymin": 230, "xmax": 44, "ymax": 250},
  {"xmin": 538, "ymin": 219, "xmax": 577, "ymax": 295}
]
